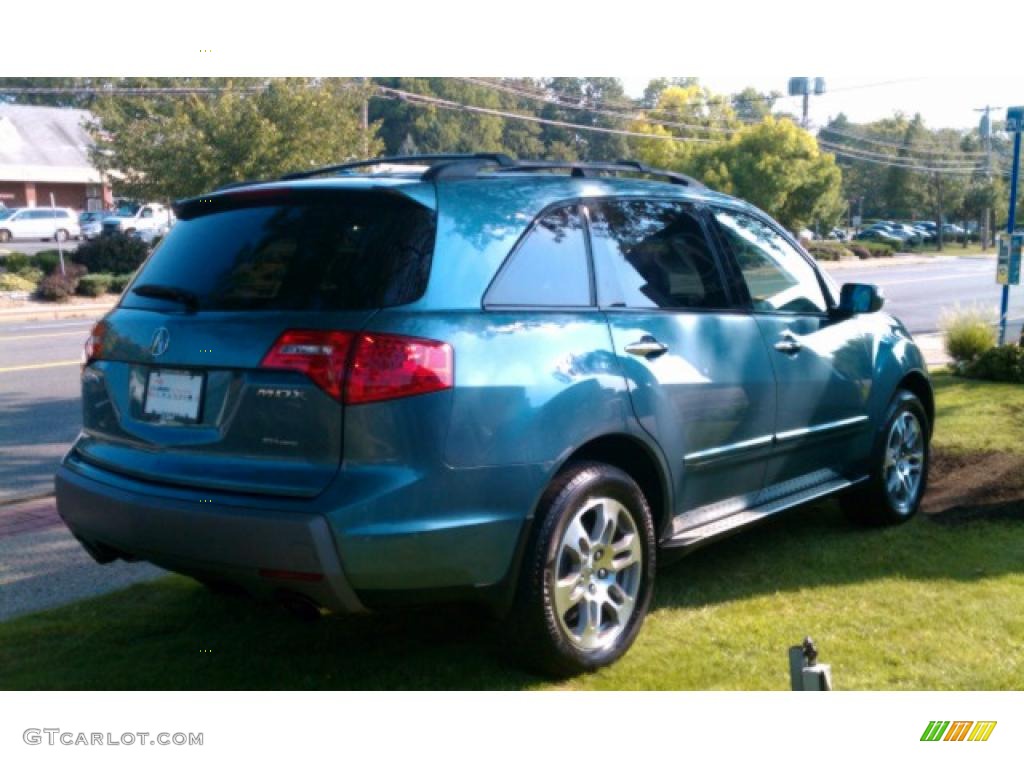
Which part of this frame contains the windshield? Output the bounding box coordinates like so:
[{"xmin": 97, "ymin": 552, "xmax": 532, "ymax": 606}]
[
  {"xmin": 0, "ymin": 209, "xmax": 14, "ymax": 220},
  {"xmin": 113, "ymin": 205, "xmax": 139, "ymax": 217}
]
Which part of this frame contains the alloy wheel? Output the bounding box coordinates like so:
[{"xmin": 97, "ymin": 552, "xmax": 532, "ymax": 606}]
[
  {"xmin": 552, "ymin": 497, "xmax": 643, "ymax": 651},
  {"xmin": 884, "ymin": 411, "xmax": 925, "ymax": 514}
]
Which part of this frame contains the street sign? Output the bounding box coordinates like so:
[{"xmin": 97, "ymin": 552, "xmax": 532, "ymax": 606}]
[
  {"xmin": 1008, "ymin": 106, "xmax": 1024, "ymax": 134},
  {"xmin": 997, "ymin": 233, "xmax": 1022, "ymax": 285}
]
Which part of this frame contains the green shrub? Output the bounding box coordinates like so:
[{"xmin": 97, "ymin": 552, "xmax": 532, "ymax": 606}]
[
  {"xmin": 962, "ymin": 344, "xmax": 1024, "ymax": 383},
  {"xmin": 847, "ymin": 244, "xmax": 872, "ymax": 259},
  {"xmin": 34, "ymin": 250, "xmax": 64, "ymax": 274},
  {"xmin": 807, "ymin": 241, "xmax": 853, "ymax": 262},
  {"xmin": 863, "ymin": 242, "xmax": 894, "ymax": 258},
  {"xmin": 15, "ymin": 267, "xmax": 43, "ymax": 284},
  {"xmin": 1, "ymin": 251, "xmax": 33, "ymax": 273},
  {"xmin": 73, "ymin": 233, "xmax": 149, "ymax": 274},
  {"xmin": 36, "ymin": 264, "xmax": 86, "ymax": 302},
  {"xmin": 77, "ymin": 273, "xmax": 113, "ymax": 297},
  {"xmin": 940, "ymin": 306, "xmax": 997, "ymax": 363},
  {"xmin": 107, "ymin": 273, "xmax": 134, "ymax": 294},
  {"xmin": 0, "ymin": 273, "xmax": 36, "ymax": 291}
]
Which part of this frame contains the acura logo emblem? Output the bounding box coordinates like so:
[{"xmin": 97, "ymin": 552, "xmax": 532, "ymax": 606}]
[{"xmin": 150, "ymin": 327, "xmax": 170, "ymax": 357}]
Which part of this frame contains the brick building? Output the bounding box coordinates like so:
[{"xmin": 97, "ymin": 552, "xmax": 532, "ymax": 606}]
[{"xmin": 0, "ymin": 104, "xmax": 112, "ymax": 212}]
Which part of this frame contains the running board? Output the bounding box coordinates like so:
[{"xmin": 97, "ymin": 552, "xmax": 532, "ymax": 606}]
[{"xmin": 663, "ymin": 476, "xmax": 866, "ymax": 550}]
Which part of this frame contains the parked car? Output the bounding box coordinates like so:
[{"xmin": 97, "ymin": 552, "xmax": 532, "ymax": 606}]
[
  {"xmin": 0, "ymin": 207, "xmax": 81, "ymax": 242},
  {"xmin": 854, "ymin": 228, "xmax": 903, "ymax": 247},
  {"xmin": 57, "ymin": 155, "xmax": 934, "ymax": 674},
  {"xmin": 886, "ymin": 223, "xmax": 923, "ymax": 245},
  {"xmin": 101, "ymin": 201, "xmax": 172, "ymax": 239},
  {"xmin": 79, "ymin": 210, "xmax": 108, "ymax": 240},
  {"xmin": 827, "ymin": 228, "xmax": 848, "ymax": 241}
]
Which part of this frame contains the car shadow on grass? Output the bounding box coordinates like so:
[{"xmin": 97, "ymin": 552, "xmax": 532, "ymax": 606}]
[{"xmin": 0, "ymin": 500, "xmax": 1020, "ymax": 690}]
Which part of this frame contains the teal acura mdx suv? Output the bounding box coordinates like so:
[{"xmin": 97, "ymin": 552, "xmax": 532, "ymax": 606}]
[{"xmin": 57, "ymin": 154, "xmax": 933, "ymax": 675}]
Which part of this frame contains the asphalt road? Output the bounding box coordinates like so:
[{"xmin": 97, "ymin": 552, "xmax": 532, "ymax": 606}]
[
  {"xmin": 0, "ymin": 256, "xmax": 1021, "ymax": 503},
  {"xmin": 0, "ymin": 240, "xmax": 80, "ymax": 256},
  {"xmin": 824, "ymin": 256, "xmax": 1024, "ymax": 337},
  {"xmin": 0, "ymin": 318, "xmax": 91, "ymax": 502}
]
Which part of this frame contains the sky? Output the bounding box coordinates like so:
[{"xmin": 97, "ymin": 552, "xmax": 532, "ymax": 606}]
[{"xmin": 621, "ymin": 76, "xmax": 1022, "ymax": 132}]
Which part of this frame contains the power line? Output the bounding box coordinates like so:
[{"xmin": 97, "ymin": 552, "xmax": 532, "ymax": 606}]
[
  {"xmin": 374, "ymin": 85, "xmax": 719, "ymax": 144},
  {"xmin": 818, "ymin": 125, "xmax": 988, "ymax": 157},
  {"xmin": 817, "ymin": 138, "xmax": 993, "ymax": 168},
  {"xmin": 823, "ymin": 143, "xmax": 1006, "ymax": 176},
  {"xmin": 456, "ymin": 77, "xmax": 744, "ymax": 134}
]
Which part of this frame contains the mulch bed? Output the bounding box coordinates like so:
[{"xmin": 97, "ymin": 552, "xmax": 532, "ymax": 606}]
[{"xmin": 925, "ymin": 449, "xmax": 1024, "ymax": 525}]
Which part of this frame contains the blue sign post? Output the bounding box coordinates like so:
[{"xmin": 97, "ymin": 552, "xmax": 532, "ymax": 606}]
[{"xmin": 1000, "ymin": 106, "xmax": 1023, "ymax": 345}]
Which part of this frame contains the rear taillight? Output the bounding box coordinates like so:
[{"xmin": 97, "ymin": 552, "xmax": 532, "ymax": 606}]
[
  {"xmin": 82, "ymin": 319, "xmax": 108, "ymax": 367},
  {"xmin": 260, "ymin": 330, "xmax": 354, "ymax": 400},
  {"xmin": 346, "ymin": 333, "xmax": 454, "ymax": 404},
  {"xmin": 260, "ymin": 330, "xmax": 453, "ymax": 404}
]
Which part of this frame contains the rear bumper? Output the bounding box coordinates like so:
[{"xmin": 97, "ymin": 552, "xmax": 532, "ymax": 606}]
[{"xmin": 55, "ymin": 465, "xmax": 366, "ymax": 614}]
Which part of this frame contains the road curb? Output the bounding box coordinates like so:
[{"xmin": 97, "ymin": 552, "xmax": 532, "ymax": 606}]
[
  {"xmin": 0, "ymin": 303, "xmax": 114, "ymax": 324},
  {"xmin": 821, "ymin": 254, "xmax": 996, "ymax": 271}
]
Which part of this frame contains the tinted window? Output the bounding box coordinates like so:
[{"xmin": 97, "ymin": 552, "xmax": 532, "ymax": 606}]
[
  {"xmin": 120, "ymin": 191, "xmax": 435, "ymax": 312},
  {"xmin": 712, "ymin": 208, "xmax": 827, "ymax": 314},
  {"xmin": 486, "ymin": 205, "xmax": 591, "ymax": 307},
  {"xmin": 589, "ymin": 199, "xmax": 729, "ymax": 310}
]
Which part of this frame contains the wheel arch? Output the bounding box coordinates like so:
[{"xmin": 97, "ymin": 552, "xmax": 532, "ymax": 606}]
[
  {"xmin": 553, "ymin": 432, "xmax": 672, "ymax": 540},
  {"xmin": 896, "ymin": 370, "xmax": 934, "ymax": 434}
]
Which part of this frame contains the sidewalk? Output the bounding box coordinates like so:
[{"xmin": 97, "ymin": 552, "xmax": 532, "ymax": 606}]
[
  {"xmin": 0, "ymin": 497, "xmax": 163, "ymax": 621},
  {"xmin": 822, "ymin": 252, "xmax": 995, "ymax": 271},
  {"xmin": 913, "ymin": 332, "xmax": 951, "ymax": 368},
  {"xmin": 0, "ymin": 300, "xmax": 115, "ymax": 324}
]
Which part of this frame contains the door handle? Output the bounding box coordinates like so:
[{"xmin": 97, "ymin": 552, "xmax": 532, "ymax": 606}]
[
  {"xmin": 625, "ymin": 336, "xmax": 669, "ymax": 358},
  {"xmin": 773, "ymin": 331, "xmax": 802, "ymax": 355}
]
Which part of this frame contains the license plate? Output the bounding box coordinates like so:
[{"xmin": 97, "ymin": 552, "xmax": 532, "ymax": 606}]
[{"xmin": 144, "ymin": 370, "xmax": 204, "ymax": 422}]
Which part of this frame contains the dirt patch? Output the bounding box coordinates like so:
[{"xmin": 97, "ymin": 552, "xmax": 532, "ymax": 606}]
[{"xmin": 925, "ymin": 449, "xmax": 1024, "ymax": 525}]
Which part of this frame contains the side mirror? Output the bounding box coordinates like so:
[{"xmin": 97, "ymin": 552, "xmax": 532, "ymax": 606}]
[{"xmin": 838, "ymin": 283, "xmax": 884, "ymax": 315}]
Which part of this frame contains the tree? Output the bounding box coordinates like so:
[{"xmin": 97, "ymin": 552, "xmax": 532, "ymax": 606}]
[
  {"xmin": 692, "ymin": 117, "xmax": 844, "ymax": 232},
  {"xmin": 730, "ymin": 87, "xmax": 781, "ymax": 123},
  {"xmin": 88, "ymin": 78, "xmax": 377, "ymax": 200}
]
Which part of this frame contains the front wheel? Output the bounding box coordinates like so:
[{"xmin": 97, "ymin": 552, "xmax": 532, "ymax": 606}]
[
  {"xmin": 509, "ymin": 462, "xmax": 656, "ymax": 676},
  {"xmin": 841, "ymin": 390, "xmax": 930, "ymax": 525}
]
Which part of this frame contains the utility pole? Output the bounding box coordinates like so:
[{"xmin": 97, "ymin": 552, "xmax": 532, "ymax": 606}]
[
  {"xmin": 975, "ymin": 105, "xmax": 1001, "ymax": 249},
  {"xmin": 361, "ymin": 77, "xmax": 370, "ymax": 159},
  {"xmin": 788, "ymin": 78, "xmax": 826, "ymax": 130},
  {"xmin": 998, "ymin": 106, "xmax": 1023, "ymax": 346}
]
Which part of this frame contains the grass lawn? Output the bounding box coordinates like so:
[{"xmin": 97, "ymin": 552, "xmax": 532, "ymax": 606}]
[{"xmin": 1, "ymin": 373, "xmax": 1021, "ymax": 690}]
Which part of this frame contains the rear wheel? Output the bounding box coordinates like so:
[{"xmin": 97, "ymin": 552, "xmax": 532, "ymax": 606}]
[
  {"xmin": 509, "ymin": 462, "xmax": 656, "ymax": 676},
  {"xmin": 841, "ymin": 390, "xmax": 929, "ymax": 525}
]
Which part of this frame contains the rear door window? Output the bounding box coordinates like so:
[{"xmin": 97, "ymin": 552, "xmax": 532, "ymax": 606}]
[
  {"xmin": 588, "ymin": 198, "xmax": 731, "ymax": 310},
  {"xmin": 120, "ymin": 190, "xmax": 436, "ymax": 312},
  {"xmin": 485, "ymin": 204, "xmax": 592, "ymax": 307}
]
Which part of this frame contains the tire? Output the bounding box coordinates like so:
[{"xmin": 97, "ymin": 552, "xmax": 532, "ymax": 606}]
[
  {"xmin": 841, "ymin": 389, "xmax": 930, "ymax": 525},
  {"xmin": 508, "ymin": 461, "xmax": 656, "ymax": 676},
  {"xmin": 0, "ymin": 230, "xmax": 10, "ymax": 242}
]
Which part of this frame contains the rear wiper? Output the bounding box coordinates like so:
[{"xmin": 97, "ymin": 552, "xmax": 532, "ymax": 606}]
[{"xmin": 132, "ymin": 283, "xmax": 200, "ymax": 311}]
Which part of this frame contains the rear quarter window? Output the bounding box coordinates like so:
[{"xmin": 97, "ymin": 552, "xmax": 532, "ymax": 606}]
[{"xmin": 121, "ymin": 191, "xmax": 436, "ymax": 312}]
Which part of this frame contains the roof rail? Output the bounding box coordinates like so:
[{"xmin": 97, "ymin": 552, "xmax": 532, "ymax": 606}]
[
  {"xmin": 496, "ymin": 159, "xmax": 703, "ymax": 187},
  {"xmin": 279, "ymin": 153, "xmax": 516, "ymax": 181}
]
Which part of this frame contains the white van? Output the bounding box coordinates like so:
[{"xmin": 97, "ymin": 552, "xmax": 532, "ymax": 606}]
[{"xmin": 0, "ymin": 207, "xmax": 81, "ymax": 242}]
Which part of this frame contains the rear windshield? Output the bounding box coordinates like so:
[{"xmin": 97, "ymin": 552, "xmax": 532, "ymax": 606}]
[{"xmin": 120, "ymin": 191, "xmax": 435, "ymax": 312}]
